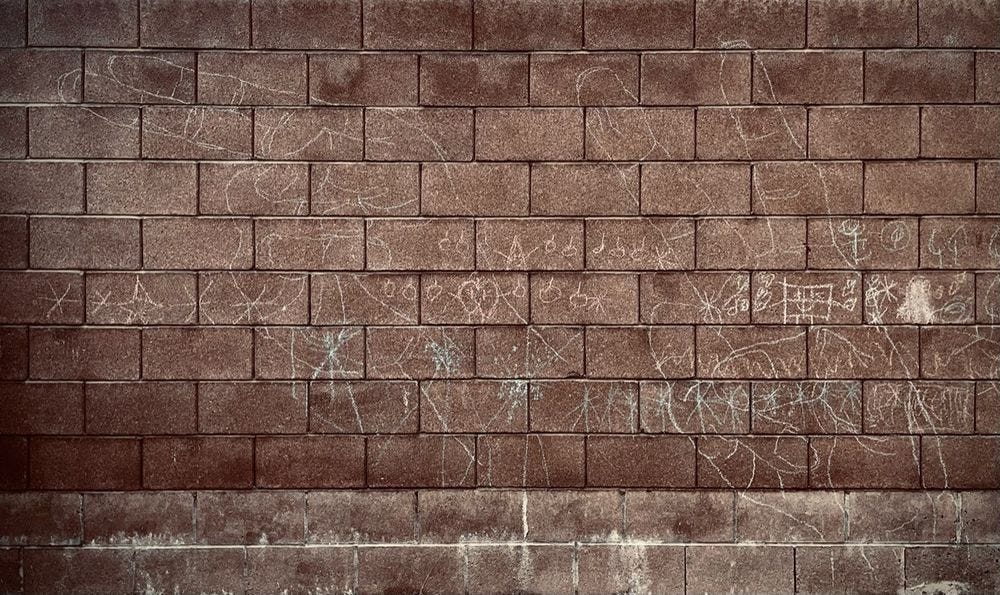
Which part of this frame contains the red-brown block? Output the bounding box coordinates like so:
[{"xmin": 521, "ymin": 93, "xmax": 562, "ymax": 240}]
[
  {"xmin": 0, "ymin": 272, "xmax": 83, "ymax": 324},
  {"xmin": 586, "ymin": 326, "xmax": 695, "ymax": 379},
  {"xmin": 143, "ymin": 437, "xmax": 253, "ymax": 489},
  {"xmin": 76, "ymin": 381, "xmax": 194, "ymax": 435},
  {"xmin": 695, "ymin": 0, "xmax": 805, "ymax": 48},
  {"xmin": 0, "ymin": 163, "xmax": 82, "ymax": 214},
  {"xmin": 257, "ymin": 436, "xmax": 365, "ymax": 487},
  {"xmin": 474, "ymin": 0, "xmax": 582, "ymax": 50},
  {"xmin": 624, "ymin": 491, "xmax": 734, "ymax": 541},
  {"xmin": 30, "ymin": 328, "xmax": 139, "ymax": 380},
  {"xmin": 809, "ymin": 106, "xmax": 919, "ymax": 159},
  {"xmin": 865, "ymin": 50, "xmax": 975, "ymax": 102},
  {"xmin": 143, "ymin": 106, "xmax": 252, "ymax": 159},
  {"xmin": 199, "ymin": 382, "xmax": 307, "ymax": 434},
  {"xmin": 83, "ymin": 492, "xmax": 194, "ymax": 545},
  {"xmin": 922, "ymin": 436, "xmax": 1000, "ymax": 489},
  {"xmin": 0, "ymin": 382, "xmax": 83, "ymax": 435},
  {"xmin": 367, "ymin": 435, "xmax": 476, "ymax": 487},
  {"xmin": 310, "ymin": 53, "xmax": 417, "ymax": 106},
  {"xmin": 142, "ymin": 328, "xmax": 252, "ymax": 380},
  {"xmin": 922, "ymin": 106, "xmax": 1000, "ymax": 158},
  {"xmin": 577, "ymin": 545, "xmax": 684, "ymax": 593},
  {"xmin": 419, "ymin": 379, "xmax": 528, "ymax": 433},
  {"xmin": 23, "ymin": 549, "xmax": 133, "ymax": 594},
  {"xmin": 686, "ymin": 546, "xmax": 794, "ymax": 594},
  {"xmin": 736, "ymin": 492, "xmax": 846, "ymax": 542},
  {"xmin": 697, "ymin": 107, "xmax": 806, "ymax": 159},
  {"xmin": 476, "ymin": 108, "xmax": 584, "ymax": 160},
  {"xmin": 587, "ymin": 435, "xmax": 695, "ymax": 487},
  {"xmin": 0, "ymin": 492, "xmax": 81, "ymax": 545},
  {"xmin": 531, "ymin": 273, "xmax": 638, "ymax": 324},
  {"xmin": 367, "ymin": 218, "xmax": 474, "ymax": 270},
  {"xmin": 310, "ymin": 380, "xmax": 419, "ymax": 434},
  {"xmin": 357, "ymin": 546, "xmax": 464, "ymax": 593},
  {"xmin": 140, "ymin": 0, "xmax": 250, "ymax": 48},
  {"xmin": 808, "ymin": 0, "xmax": 917, "ymax": 47},
  {"xmin": 476, "ymin": 434, "xmax": 585, "ymax": 487},
  {"xmin": 197, "ymin": 52, "xmax": 307, "ymax": 105},
  {"xmin": 475, "ymin": 325, "xmax": 585, "ymax": 379},
  {"xmin": 143, "ymin": 218, "xmax": 252, "ymax": 270},
  {"xmin": 133, "ymin": 548, "xmax": 246, "ymax": 595},
  {"xmin": 919, "ymin": 0, "xmax": 1000, "ymax": 47},
  {"xmin": 84, "ymin": 51, "xmax": 196, "ymax": 104},
  {"xmin": 311, "ymin": 273, "xmax": 418, "ymax": 325},
  {"xmin": 531, "ymin": 53, "xmax": 638, "ymax": 106},
  {"xmin": 421, "ymin": 163, "xmax": 529, "ymax": 216},
  {"xmin": 697, "ymin": 436, "xmax": 809, "ymax": 488},
  {"xmin": 366, "ymin": 326, "xmax": 475, "ymax": 379},
  {"xmin": 30, "ymin": 437, "xmax": 140, "ymax": 489},
  {"xmin": 809, "ymin": 436, "xmax": 920, "ymax": 488},
  {"xmin": 363, "ymin": 0, "xmax": 471, "ymax": 49},
  {"xmin": 252, "ymin": 0, "xmax": 361, "ymax": 49},
  {"xmin": 809, "ymin": 325, "xmax": 919, "ymax": 378},
  {"xmin": 0, "ymin": 50, "xmax": 81, "ymax": 102},
  {"xmin": 87, "ymin": 162, "xmax": 197, "ymax": 215},
  {"xmin": 420, "ymin": 53, "xmax": 528, "ymax": 106},
  {"xmin": 641, "ymin": 52, "xmax": 750, "ymax": 105},
  {"xmin": 585, "ymin": 0, "xmax": 691, "ymax": 49},
  {"xmin": 365, "ymin": 108, "xmax": 473, "ymax": 160},
  {"xmin": 307, "ymin": 490, "xmax": 416, "ymax": 543},
  {"xmin": 30, "ymin": 217, "xmax": 139, "ymax": 269},
  {"xmin": 29, "ymin": 0, "xmax": 136, "ymax": 46},
  {"xmin": 796, "ymin": 546, "xmax": 904, "ymax": 593},
  {"xmin": 753, "ymin": 51, "xmax": 863, "ymax": 103},
  {"xmin": 255, "ymin": 107, "xmax": 363, "ymax": 160},
  {"xmin": 419, "ymin": 490, "xmax": 522, "ymax": 542}
]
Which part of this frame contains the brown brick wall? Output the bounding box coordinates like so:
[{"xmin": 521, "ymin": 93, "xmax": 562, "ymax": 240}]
[{"xmin": 1, "ymin": 0, "xmax": 999, "ymax": 592}]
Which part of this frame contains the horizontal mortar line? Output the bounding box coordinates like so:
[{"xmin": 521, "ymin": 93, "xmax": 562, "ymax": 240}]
[
  {"xmin": 14, "ymin": 45, "xmax": 1000, "ymax": 53},
  {"xmin": 7, "ymin": 542, "xmax": 1000, "ymax": 551},
  {"xmin": 1, "ymin": 157, "xmax": 997, "ymax": 164},
  {"xmin": 4, "ymin": 431, "xmax": 993, "ymax": 437},
  {"xmin": 5, "ymin": 101, "xmax": 1000, "ymax": 108}
]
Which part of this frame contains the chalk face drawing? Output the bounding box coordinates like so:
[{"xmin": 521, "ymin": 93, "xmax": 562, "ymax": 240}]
[{"xmin": 2, "ymin": 0, "xmax": 999, "ymax": 592}]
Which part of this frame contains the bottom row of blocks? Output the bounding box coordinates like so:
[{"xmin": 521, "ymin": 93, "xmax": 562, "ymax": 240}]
[{"xmin": 3, "ymin": 543, "xmax": 999, "ymax": 594}]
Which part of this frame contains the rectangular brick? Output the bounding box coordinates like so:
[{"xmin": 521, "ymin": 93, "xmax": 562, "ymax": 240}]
[
  {"xmin": 143, "ymin": 106, "xmax": 252, "ymax": 159},
  {"xmin": 421, "ymin": 163, "xmax": 529, "ymax": 215},
  {"xmin": 475, "ymin": 325, "xmax": 584, "ymax": 379},
  {"xmin": 246, "ymin": 547, "xmax": 354, "ymax": 593},
  {"xmin": 531, "ymin": 163, "xmax": 638, "ymax": 215},
  {"xmin": 530, "ymin": 273, "xmax": 637, "ymax": 324},
  {"xmin": 585, "ymin": 326, "xmax": 695, "ymax": 379},
  {"xmin": 476, "ymin": 108, "xmax": 584, "ymax": 160},
  {"xmin": 357, "ymin": 546, "xmax": 464, "ymax": 593},
  {"xmin": 979, "ymin": 161, "xmax": 1000, "ymax": 213},
  {"xmin": 624, "ymin": 491, "xmax": 733, "ymax": 541},
  {"xmin": 0, "ymin": 328, "xmax": 28, "ymax": 381},
  {"xmin": 30, "ymin": 437, "xmax": 140, "ymax": 490},
  {"xmin": 919, "ymin": 0, "xmax": 1000, "ymax": 47},
  {"xmin": 639, "ymin": 380, "xmax": 750, "ymax": 433},
  {"xmin": 23, "ymin": 549, "xmax": 133, "ymax": 594},
  {"xmin": 367, "ymin": 435, "xmax": 476, "ymax": 487},
  {"xmin": 922, "ymin": 106, "xmax": 1000, "ymax": 158},
  {"xmin": 530, "ymin": 53, "xmax": 637, "ymax": 106},
  {"xmin": 865, "ymin": 271, "xmax": 975, "ymax": 325},
  {"xmin": 979, "ymin": 273, "xmax": 1000, "ymax": 323},
  {"xmin": 256, "ymin": 436, "xmax": 365, "ymax": 488},
  {"xmin": 86, "ymin": 272, "xmax": 197, "ymax": 325},
  {"xmin": 420, "ymin": 379, "xmax": 527, "ymax": 432},
  {"xmin": 311, "ymin": 162, "xmax": 419, "ymax": 216},
  {"xmin": 0, "ymin": 493, "xmax": 81, "ymax": 545},
  {"xmin": 310, "ymin": 52, "xmax": 417, "ymax": 106},
  {"xmin": 866, "ymin": 161, "xmax": 975, "ymax": 214},
  {"xmin": 133, "ymin": 549, "xmax": 246, "ymax": 595},
  {"xmin": 252, "ymin": 0, "xmax": 360, "ymax": 49},
  {"xmin": 751, "ymin": 271, "xmax": 862, "ymax": 324},
  {"xmin": 196, "ymin": 491, "xmax": 304, "ymax": 545},
  {"xmin": 529, "ymin": 380, "xmax": 638, "ymax": 432},
  {"xmin": 866, "ymin": 50, "xmax": 975, "ymax": 102},
  {"xmin": 476, "ymin": 218, "xmax": 585, "ymax": 270},
  {"xmin": 577, "ymin": 545, "xmax": 684, "ymax": 593},
  {"xmin": 421, "ymin": 272, "xmax": 528, "ymax": 324},
  {"xmin": 142, "ymin": 328, "xmax": 252, "ymax": 380},
  {"xmin": 809, "ymin": 436, "xmax": 920, "ymax": 488},
  {"xmin": 86, "ymin": 382, "xmax": 197, "ymax": 435},
  {"xmin": 751, "ymin": 380, "xmax": 862, "ymax": 434},
  {"xmin": 309, "ymin": 380, "xmax": 418, "ymax": 434},
  {"xmin": 585, "ymin": 0, "xmax": 691, "ymax": 49},
  {"xmin": 921, "ymin": 326, "xmax": 1000, "ymax": 379},
  {"xmin": 847, "ymin": 491, "xmax": 959, "ymax": 542},
  {"xmin": 697, "ymin": 326, "xmax": 807, "ymax": 378},
  {"xmin": 0, "ymin": 49, "xmax": 81, "ymax": 102},
  {"xmin": 0, "ymin": 0, "xmax": 25, "ymax": 47},
  {"xmin": 255, "ymin": 218, "xmax": 364, "ymax": 269},
  {"xmin": 87, "ymin": 162, "xmax": 197, "ymax": 215},
  {"xmin": 474, "ymin": 0, "xmax": 582, "ymax": 50},
  {"xmin": 366, "ymin": 218, "xmax": 474, "ymax": 270},
  {"xmin": 808, "ymin": 217, "xmax": 919, "ymax": 269},
  {"xmin": 311, "ymin": 273, "xmax": 419, "ymax": 325},
  {"xmin": 587, "ymin": 435, "xmax": 695, "ymax": 487},
  {"xmin": 0, "ymin": 382, "xmax": 83, "ymax": 435},
  {"xmin": 143, "ymin": 217, "xmax": 252, "ymax": 270},
  {"xmin": 366, "ymin": 327, "xmax": 475, "ymax": 379},
  {"xmin": 84, "ymin": 51, "xmax": 196, "ymax": 104},
  {"xmin": 200, "ymin": 162, "xmax": 308, "ymax": 215},
  {"xmin": 0, "ymin": 107, "xmax": 26, "ymax": 158},
  {"xmin": 642, "ymin": 162, "xmax": 750, "ymax": 215},
  {"xmin": 979, "ymin": 382, "xmax": 1000, "ymax": 433},
  {"xmin": 809, "ymin": 106, "xmax": 919, "ymax": 159},
  {"xmin": 962, "ymin": 491, "xmax": 1000, "ymax": 543},
  {"xmin": 752, "ymin": 161, "xmax": 862, "ymax": 214},
  {"xmin": 0, "ymin": 271, "xmax": 83, "ymax": 324},
  {"xmin": 255, "ymin": 326, "xmax": 363, "ymax": 379},
  {"xmin": 586, "ymin": 107, "xmax": 693, "ymax": 160},
  {"xmin": 697, "ymin": 106, "xmax": 806, "ymax": 159},
  {"xmin": 364, "ymin": 107, "xmax": 473, "ymax": 161},
  {"xmin": 476, "ymin": 434, "xmax": 585, "ymax": 487},
  {"xmin": 586, "ymin": 218, "xmax": 694, "ymax": 270},
  {"xmin": 31, "ymin": 217, "xmax": 139, "ymax": 270},
  {"xmin": 978, "ymin": 51, "xmax": 1000, "ymax": 101},
  {"xmin": 808, "ymin": 0, "xmax": 917, "ymax": 47},
  {"xmin": 736, "ymin": 492, "xmax": 846, "ymax": 542},
  {"xmin": 143, "ymin": 437, "xmax": 253, "ymax": 489},
  {"xmin": 467, "ymin": 545, "xmax": 573, "ymax": 593},
  {"xmin": 140, "ymin": 0, "xmax": 250, "ymax": 48},
  {"xmin": 419, "ymin": 490, "xmax": 522, "ymax": 542},
  {"xmin": 904, "ymin": 546, "xmax": 1000, "ymax": 594},
  {"xmin": 810, "ymin": 325, "xmax": 919, "ymax": 378},
  {"xmin": 422, "ymin": 53, "xmax": 527, "ymax": 106},
  {"xmin": 364, "ymin": 0, "xmax": 471, "ymax": 49},
  {"xmin": 0, "ymin": 216, "xmax": 27, "ymax": 268},
  {"xmin": 641, "ymin": 52, "xmax": 750, "ymax": 105},
  {"xmin": 697, "ymin": 436, "xmax": 809, "ymax": 488},
  {"xmin": 695, "ymin": 0, "xmax": 805, "ymax": 48},
  {"xmin": 0, "ymin": 163, "xmax": 83, "ymax": 214},
  {"xmin": 797, "ymin": 546, "xmax": 904, "ymax": 593},
  {"xmin": 307, "ymin": 490, "xmax": 416, "ymax": 543},
  {"xmin": 30, "ymin": 328, "xmax": 140, "ymax": 380},
  {"xmin": 255, "ymin": 107, "xmax": 363, "ymax": 159},
  {"xmin": 525, "ymin": 491, "xmax": 620, "ymax": 542},
  {"xmin": 921, "ymin": 218, "xmax": 1000, "ymax": 269},
  {"xmin": 689, "ymin": 546, "xmax": 794, "ymax": 593},
  {"xmin": 753, "ymin": 51, "xmax": 863, "ymax": 103},
  {"xmin": 199, "ymin": 382, "xmax": 307, "ymax": 434},
  {"xmin": 697, "ymin": 217, "xmax": 805, "ymax": 269},
  {"xmin": 197, "ymin": 51, "xmax": 307, "ymax": 105},
  {"xmin": 83, "ymin": 492, "xmax": 194, "ymax": 545}
]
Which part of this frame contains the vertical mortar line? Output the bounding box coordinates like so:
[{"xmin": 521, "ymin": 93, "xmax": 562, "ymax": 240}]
[
  {"xmin": 305, "ymin": 52, "xmax": 311, "ymax": 106},
  {"xmin": 416, "ymin": 53, "xmax": 421, "ymax": 105},
  {"xmin": 861, "ymin": 50, "xmax": 867, "ymax": 102},
  {"xmin": 194, "ymin": 51, "xmax": 199, "ymax": 101},
  {"xmin": 248, "ymin": 0, "xmax": 254, "ymax": 47}
]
